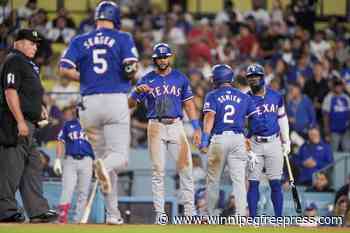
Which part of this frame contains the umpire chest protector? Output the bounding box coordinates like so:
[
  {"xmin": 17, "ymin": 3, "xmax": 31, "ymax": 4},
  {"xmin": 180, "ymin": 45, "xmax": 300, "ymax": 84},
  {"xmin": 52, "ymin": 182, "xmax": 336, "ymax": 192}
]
[{"xmin": 0, "ymin": 49, "xmax": 44, "ymax": 123}]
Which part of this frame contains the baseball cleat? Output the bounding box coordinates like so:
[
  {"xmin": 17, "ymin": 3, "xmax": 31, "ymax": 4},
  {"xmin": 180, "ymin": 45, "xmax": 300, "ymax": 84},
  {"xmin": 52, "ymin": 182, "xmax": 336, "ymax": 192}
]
[
  {"xmin": 106, "ymin": 215, "xmax": 124, "ymax": 225},
  {"xmin": 94, "ymin": 159, "xmax": 112, "ymax": 194}
]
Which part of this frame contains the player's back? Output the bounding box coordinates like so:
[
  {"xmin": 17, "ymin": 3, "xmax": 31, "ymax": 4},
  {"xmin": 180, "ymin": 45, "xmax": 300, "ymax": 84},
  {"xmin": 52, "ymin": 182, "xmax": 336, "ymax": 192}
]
[
  {"xmin": 65, "ymin": 28, "xmax": 137, "ymax": 95},
  {"xmin": 204, "ymin": 86, "xmax": 254, "ymax": 135}
]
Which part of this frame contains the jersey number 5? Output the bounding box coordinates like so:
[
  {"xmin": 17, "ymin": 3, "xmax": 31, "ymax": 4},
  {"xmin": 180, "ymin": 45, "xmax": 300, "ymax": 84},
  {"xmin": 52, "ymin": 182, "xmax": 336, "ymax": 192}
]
[
  {"xmin": 223, "ymin": 105, "xmax": 235, "ymax": 123},
  {"xmin": 93, "ymin": 49, "xmax": 108, "ymax": 74}
]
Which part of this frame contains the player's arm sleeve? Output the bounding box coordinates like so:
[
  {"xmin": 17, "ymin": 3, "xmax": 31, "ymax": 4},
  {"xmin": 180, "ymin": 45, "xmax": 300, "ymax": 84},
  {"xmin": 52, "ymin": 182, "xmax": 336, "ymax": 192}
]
[
  {"xmin": 59, "ymin": 38, "xmax": 80, "ymax": 69},
  {"xmin": 181, "ymin": 76, "xmax": 194, "ymax": 102},
  {"xmin": 246, "ymin": 96, "xmax": 257, "ymax": 118},
  {"xmin": 203, "ymin": 93, "xmax": 217, "ymax": 114},
  {"xmin": 277, "ymin": 96, "xmax": 290, "ymax": 143},
  {"xmin": 2, "ymin": 58, "xmax": 22, "ymax": 90},
  {"xmin": 120, "ymin": 33, "xmax": 139, "ymax": 63}
]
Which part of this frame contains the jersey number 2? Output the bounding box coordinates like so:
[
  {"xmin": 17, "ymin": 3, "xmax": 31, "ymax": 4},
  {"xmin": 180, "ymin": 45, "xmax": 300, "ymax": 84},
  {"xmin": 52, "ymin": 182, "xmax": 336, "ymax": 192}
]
[
  {"xmin": 223, "ymin": 105, "xmax": 235, "ymax": 123},
  {"xmin": 93, "ymin": 49, "xmax": 108, "ymax": 74}
]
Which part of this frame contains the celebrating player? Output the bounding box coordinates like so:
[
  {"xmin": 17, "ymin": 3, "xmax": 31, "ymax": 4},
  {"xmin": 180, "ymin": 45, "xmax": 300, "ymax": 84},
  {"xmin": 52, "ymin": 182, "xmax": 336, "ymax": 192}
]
[
  {"xmin": 59, "ymin": 1, "xmax": 138, "ymax": 224},
  {"xmin": 200, "ymin": 64, "xmax": 258, "ymax": 216},
  {"xmin": 53, "ymin": 106, "xmax": 94, "ymax": 223},
  {"xmin": 128, "ymin": 43, "xmax": 201, "ymax": 222},
  {"xmin": 245, "ymin": 63, "xmax": 291, "ymax": 217}
]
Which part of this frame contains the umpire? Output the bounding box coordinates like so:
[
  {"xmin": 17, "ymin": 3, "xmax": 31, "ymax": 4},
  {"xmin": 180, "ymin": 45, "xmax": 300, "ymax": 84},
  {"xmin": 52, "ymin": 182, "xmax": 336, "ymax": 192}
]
[{"xmin": 0, "ymin": 29, "xmax": 58, "ymax": 223}]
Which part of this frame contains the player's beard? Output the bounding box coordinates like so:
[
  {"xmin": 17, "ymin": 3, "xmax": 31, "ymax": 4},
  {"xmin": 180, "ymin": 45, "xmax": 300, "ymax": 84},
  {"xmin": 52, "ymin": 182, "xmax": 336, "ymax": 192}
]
[
  {"xmin": 157, "ymin": 62, "xmax": 169, "ymax": 71},
  {"xmin": 250, "ymin": 84, "xmax": 263, "ymax": 94}
]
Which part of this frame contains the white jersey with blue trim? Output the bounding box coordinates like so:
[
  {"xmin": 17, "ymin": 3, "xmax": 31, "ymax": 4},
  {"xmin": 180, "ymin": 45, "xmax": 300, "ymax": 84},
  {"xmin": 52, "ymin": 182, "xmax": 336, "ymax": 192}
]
[{"xmin": 60, "ymin": 28, "xmax": 138, "ymax": 96}]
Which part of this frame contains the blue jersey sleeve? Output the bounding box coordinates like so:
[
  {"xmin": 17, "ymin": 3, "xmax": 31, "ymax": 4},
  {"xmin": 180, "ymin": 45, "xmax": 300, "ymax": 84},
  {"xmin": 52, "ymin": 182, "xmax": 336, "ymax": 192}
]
[
  {"xmin": 277, "ymin": 94, "xmax": 286, "ymax": 118},
  {"xmin": 181, "ymin": 76, "xmax": 193, "ymax": 102},
  {"xmin": 246, "ymin": 96, "xmax": 257, "ymax": 118},
  {"xmin": 130, "ymin": 78, "xmax": 147, "ymax": 103},
  {"xmin": 120, "ymin": 33, "xmax": 138, "ymax": 63},
  {"xmin": 203, "ymin": 93, "xmax": 217, "ymax": 113},
  {"xmin": 60, "ymin": 37, "xmax": 81, "ymax": 69}
]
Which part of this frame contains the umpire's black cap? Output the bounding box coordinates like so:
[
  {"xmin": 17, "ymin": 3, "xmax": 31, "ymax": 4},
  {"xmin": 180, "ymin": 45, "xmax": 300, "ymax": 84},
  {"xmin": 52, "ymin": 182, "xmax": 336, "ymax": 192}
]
[{"xmin": 14, "ymin": 29, "xmax": 42, "ymax": 43}]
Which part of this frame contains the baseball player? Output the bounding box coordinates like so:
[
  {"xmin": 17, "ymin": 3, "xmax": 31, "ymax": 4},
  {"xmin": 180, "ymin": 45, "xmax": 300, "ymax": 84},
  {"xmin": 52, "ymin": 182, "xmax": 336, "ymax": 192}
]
[
  {"xmin": 245, "ymin": 64, "xmax": 291, "ymax": 217},
  {"xmin": 128, "ymin": 43, "xmax": 201, "ymax": 222},
  {"xmin": 53, "ymin": 106, "xmax": 94, "ymax": 223},
  {"xmin": 199, "ymin": 64, "xmax": 258, "ymax": 216},
  {"xmin": 59, "ymin": 1, "xmax": 138, "ymax": 224}
]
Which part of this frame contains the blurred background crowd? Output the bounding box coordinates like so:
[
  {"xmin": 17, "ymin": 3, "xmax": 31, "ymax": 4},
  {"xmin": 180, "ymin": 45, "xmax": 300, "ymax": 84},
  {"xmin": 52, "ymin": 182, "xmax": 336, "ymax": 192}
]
[{"xmin": 1, "ymin": 0, "xmax": 350, "ymax": 225}]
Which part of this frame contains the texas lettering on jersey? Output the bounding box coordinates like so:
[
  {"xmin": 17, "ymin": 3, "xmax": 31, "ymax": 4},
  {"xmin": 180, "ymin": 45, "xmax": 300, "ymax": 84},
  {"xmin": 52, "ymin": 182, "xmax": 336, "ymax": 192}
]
[{"xmin": 131, "ymin": 69, "xmax": 193, "ymax": 119}]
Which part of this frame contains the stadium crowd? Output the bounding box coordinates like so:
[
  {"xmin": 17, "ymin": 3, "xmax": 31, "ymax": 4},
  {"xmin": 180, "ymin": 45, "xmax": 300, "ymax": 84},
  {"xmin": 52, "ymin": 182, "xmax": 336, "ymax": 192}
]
[{"xmin": 0, "ymin": 0, "xmax": 350, "ymax": 224}]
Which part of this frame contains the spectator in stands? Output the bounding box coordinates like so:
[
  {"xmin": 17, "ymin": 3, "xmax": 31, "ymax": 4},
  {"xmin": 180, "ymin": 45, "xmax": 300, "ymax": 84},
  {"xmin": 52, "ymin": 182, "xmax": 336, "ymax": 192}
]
[
  {"xmin": 322, "ymin": 78, "xmax": 350, "ymax": 152},
  {"xmin": 0, "ymin": 0, "xmax": 10, "ymax": 24},
  {"xmin": 39, "ymin": 150, "xmax": 57, "ymax": 178},
  {"xmin": 341, "ymin": 57, "xmax": 350, "ymax": 92},
  {"xmin": 187, "ymin": 18, "xmax": 217, "ymax": 65},
  {"xmin": 28, "ymin": 8, "xmax": 51, "ymax": 37},
  {"xmin": 286, "ymin": 83, "xmax": 316, "ymax": 138},
  {"xmin": 306, "ymin": 172, "xmax": 334, "ymax": 192},
  {"xmin": 310, "ymin": 30, "xmax": 331, "ymax": 62},
  {"xmin": 47, "ymin": 16, "xmax": 76, "ymax": 44},
  {"xmin": 51, "ymin": 76, "xmax": 79, "ymax": 110},
  {"xmin": 215, "ymin": 0, "xmax": 243, "ymax": 24},
  {"xmin": 78, "ymin": 9, "xmax": 94, "ymax": 34},
  {"xmin": 334, "ymin": 174, "xmax": 350, "ymax": 206},
  {"xmin": 236, "ymin": 23, "xmax": 259, "ymax": 59},
  {"xmin": 52, "ymin": 7, "xmax": 76, "ymax": 29},
  {"xmin": 287, "ymin": 54, "xmax": 313, "ymax": 85},
  {"xmin": 244, "ymin": 0, "xmax": 270, "ymax": 26},
  {"xmin": 17, "ymin": 0, "xmax": 37, "ymax": 21},
  {"xmin": 303, "ymin": 62, "xmax": 330, "ymax": 124},
  {"xmin": 294, "ymin": 127, "xmax": 333, "ymax": 186},
  {"xmin": 333, "ymin": 196, "xmax": 349, "ymax": 222}
]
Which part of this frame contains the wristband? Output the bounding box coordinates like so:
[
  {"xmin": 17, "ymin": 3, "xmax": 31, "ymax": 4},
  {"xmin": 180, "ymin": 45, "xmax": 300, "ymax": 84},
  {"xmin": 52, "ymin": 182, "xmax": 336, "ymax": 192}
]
[{"xmin": 191, "ymin": 119, "xmax": 200, "ymax": 129}]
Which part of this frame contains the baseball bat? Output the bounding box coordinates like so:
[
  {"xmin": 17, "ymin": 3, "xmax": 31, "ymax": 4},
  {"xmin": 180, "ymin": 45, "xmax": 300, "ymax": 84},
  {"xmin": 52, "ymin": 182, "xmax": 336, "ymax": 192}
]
[
  {"xmin": 283, "ymin": 152, "xmax": 302, "ymax": 214},
  {"xmin": 80, "ymin": 180, "xmax": 98, "ymax": 224}
]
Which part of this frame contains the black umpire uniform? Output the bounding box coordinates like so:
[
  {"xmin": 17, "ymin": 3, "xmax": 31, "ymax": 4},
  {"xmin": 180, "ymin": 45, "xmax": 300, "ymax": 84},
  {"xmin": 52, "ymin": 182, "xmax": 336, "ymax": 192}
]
[{"xmin": 0, "ymin": 29, "xmax": 57, "ymax": 223}]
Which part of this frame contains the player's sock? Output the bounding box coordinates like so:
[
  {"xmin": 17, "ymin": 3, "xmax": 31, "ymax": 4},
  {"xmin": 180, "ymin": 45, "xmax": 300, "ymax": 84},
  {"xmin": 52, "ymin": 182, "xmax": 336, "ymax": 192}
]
[
  {"xmin": 58, "ymin": 203, "xmax": 70, "ymax": 223},
  {"xmin": 247, "ymin": 180, "xmax": 259, "ymax": 217},
  {"xmin": 269, "ymin": 179, "xmax": 283, "ymax": 217}
]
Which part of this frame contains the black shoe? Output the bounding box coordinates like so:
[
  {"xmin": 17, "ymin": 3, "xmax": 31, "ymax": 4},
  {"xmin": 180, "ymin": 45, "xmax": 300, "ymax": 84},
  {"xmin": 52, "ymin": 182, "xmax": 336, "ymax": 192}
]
[
  {"xmin": 29, "ymin": 210, "xmax": 58, "ymax": 223},
  {"xmin": 0, "ymin": 212, "xmax": 25, "ymax": 223}
]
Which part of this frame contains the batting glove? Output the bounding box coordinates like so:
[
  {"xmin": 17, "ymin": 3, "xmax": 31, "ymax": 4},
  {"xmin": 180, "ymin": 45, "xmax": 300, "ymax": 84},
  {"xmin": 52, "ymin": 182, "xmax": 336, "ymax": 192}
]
[
  {"xmin": 282, "ymin": 140, "xmax": 291, "ymax": 155},
  {"xmin": 53, "ymin": 158, "xmax": 62, "ymax": 176},
  {"xmin": 247, "ymin": 151, "xmax": 258, "ymax": 171}
]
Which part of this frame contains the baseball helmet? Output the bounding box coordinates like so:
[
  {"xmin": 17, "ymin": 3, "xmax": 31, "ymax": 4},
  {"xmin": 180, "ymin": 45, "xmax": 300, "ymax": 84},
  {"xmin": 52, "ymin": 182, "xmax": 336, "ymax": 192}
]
[
  {"xmin": 95, "ymin": 1, "xmax": 120, "ymax": 29},
  {"xmin": 152, "ymin": 43, "xmax": 172, "ymax": 59},
  {"xmin": 246, "ymin": 63, "xmax": 265, "ymax": 86},
  {"xmin": 211, "ymin": 64, "xmax": 234, "ymax": 85}
]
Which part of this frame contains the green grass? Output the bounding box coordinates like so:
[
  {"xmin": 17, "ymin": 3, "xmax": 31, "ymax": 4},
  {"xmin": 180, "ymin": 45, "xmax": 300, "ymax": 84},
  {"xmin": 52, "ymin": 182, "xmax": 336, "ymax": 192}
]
[{"xmin": 0, "ymin": 224, "xmax": 349, "ymax": 233}]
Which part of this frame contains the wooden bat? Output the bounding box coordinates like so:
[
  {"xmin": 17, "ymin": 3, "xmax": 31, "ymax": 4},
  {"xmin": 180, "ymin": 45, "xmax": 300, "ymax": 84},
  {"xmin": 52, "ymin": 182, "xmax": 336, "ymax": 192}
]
[
  {"xmin": 80, "ymin": 180, "xmax": 98, "ymax": 224},
  {"xmin": 284, "ymin": 152, "xmax": 302, "ymax": 214}
]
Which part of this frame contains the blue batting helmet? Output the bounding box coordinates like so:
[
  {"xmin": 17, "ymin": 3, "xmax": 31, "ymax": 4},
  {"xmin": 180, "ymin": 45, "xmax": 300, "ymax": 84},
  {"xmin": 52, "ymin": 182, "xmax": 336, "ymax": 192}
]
[
  {"xmin": 212, "ymin": 64, "xmax": 234, "ymax": 85},
  {"xmin": 246, "ymin": 63, "xmax": 265, "ymax": 86},
  {"xmin": 152, "ymin": 43, "xmax": 172, "ymax": 59},
  {"xmin": 95, "ymin": 1, "xmax": 120, "ymax": 29}
]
